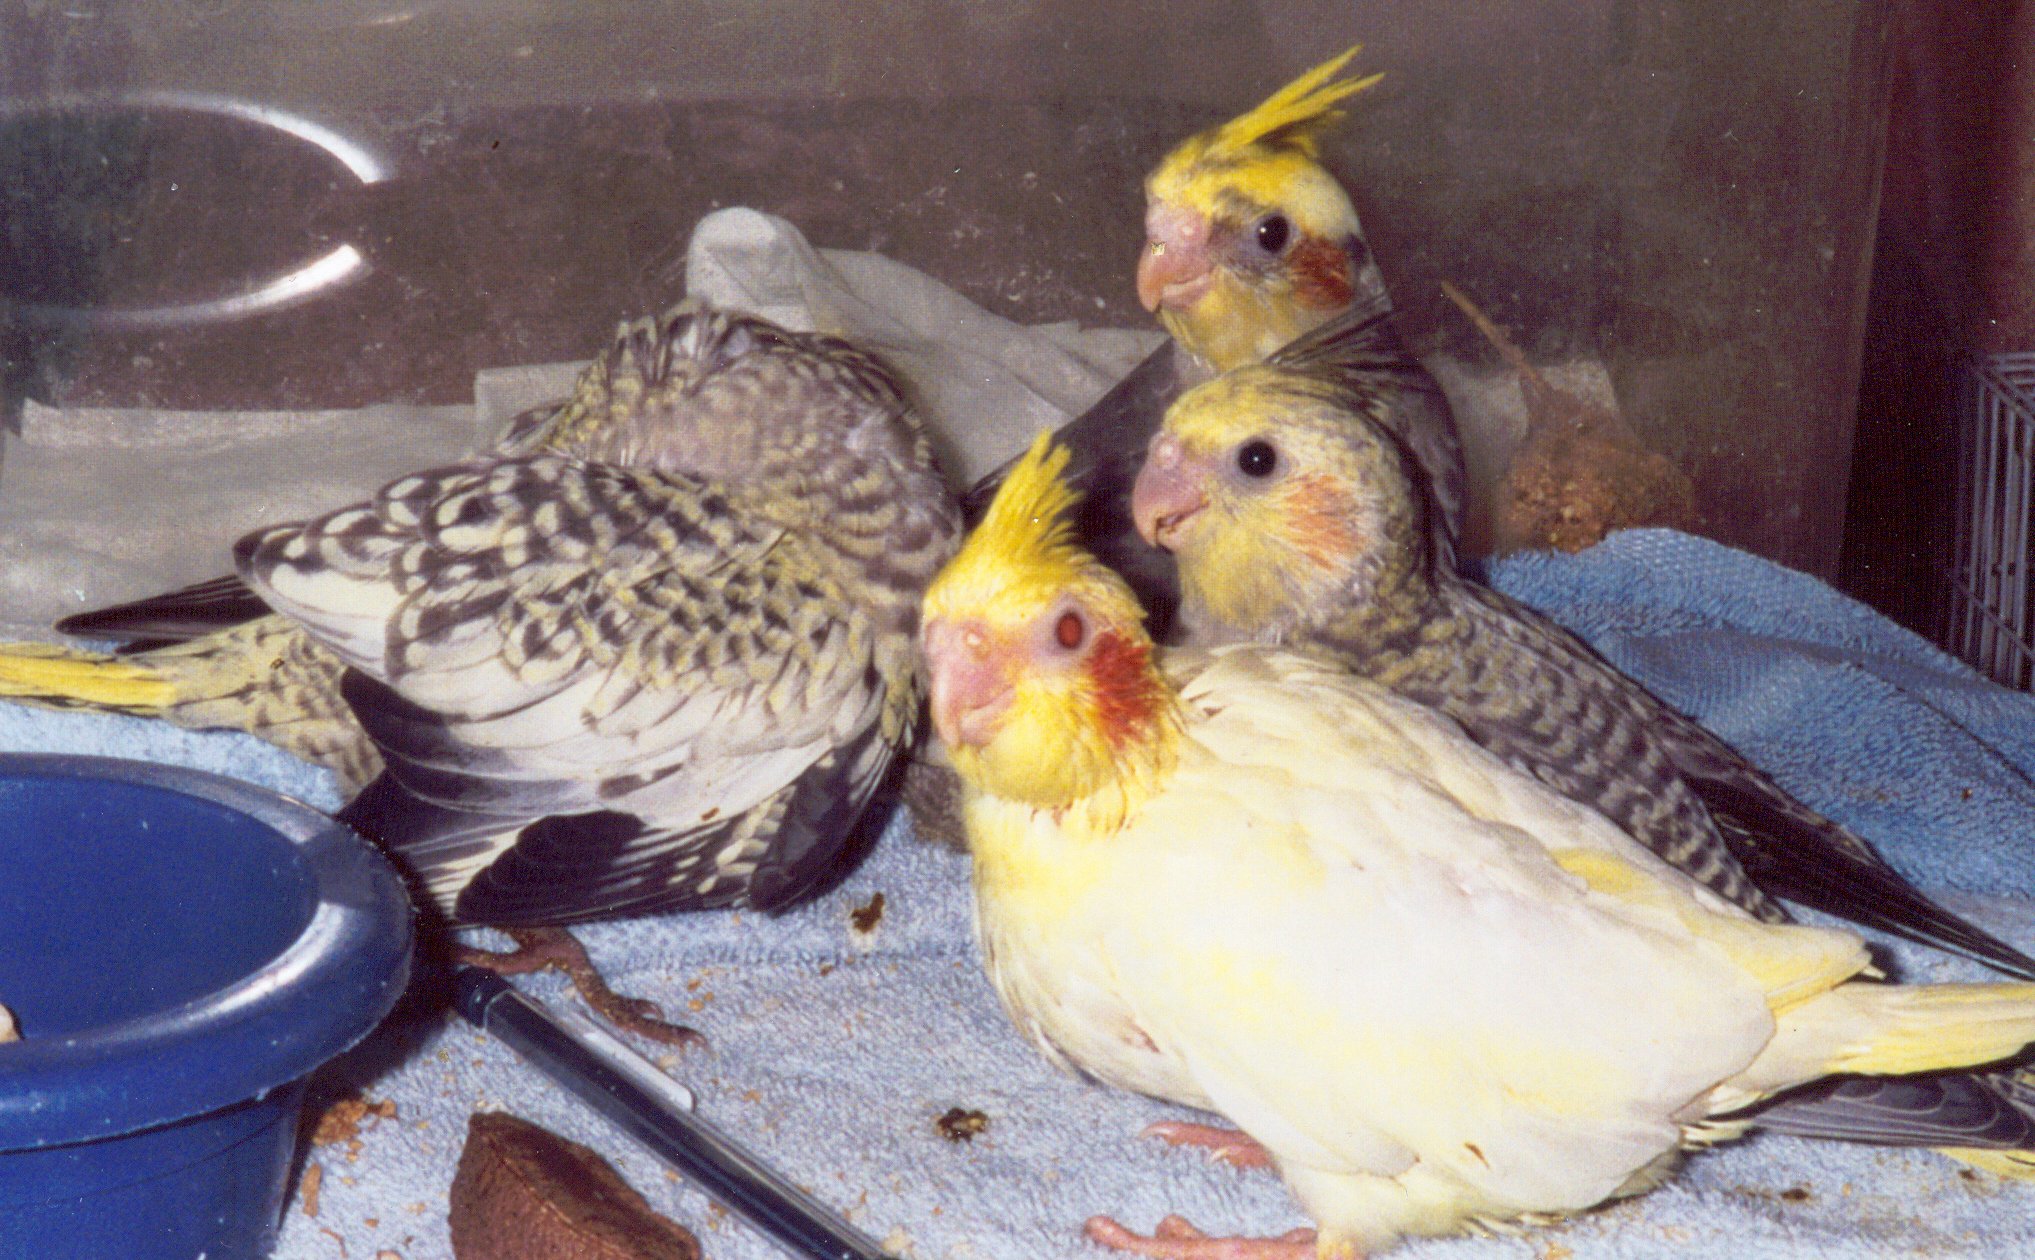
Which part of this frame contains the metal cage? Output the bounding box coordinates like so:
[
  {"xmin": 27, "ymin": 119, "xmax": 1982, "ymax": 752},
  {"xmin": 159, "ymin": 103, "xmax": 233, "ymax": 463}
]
[{"xmin": 1942, "ymin": 351, "xmax": 2035, "ymax": 688}]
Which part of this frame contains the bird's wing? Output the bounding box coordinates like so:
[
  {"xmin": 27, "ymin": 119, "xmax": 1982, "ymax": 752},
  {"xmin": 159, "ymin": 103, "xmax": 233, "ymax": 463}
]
[
  {"xmin": 1653, "ymin": 710, "xmax": 2035, "ymax": 978},
  {"xmin": 242, "ymin": 455, "xmax": 901, "ymax": 923},
  {"xmin": 55, "ymin": 573, "xmax": 272, "ymax": 648},
  {"xmin": 1099, "ymin": 656, "xmax": 1788, "ymax": 1212},
  {"xmin": 1452, "ymin": 582, "xmax": 2035, "ymax": 979},
  {"xmin": 1747, "ymin": 1066, "xmax": 2035, "ymax": 1154},
  {"xmin": 46, "ymin": 443, "xmax": 586, "ymax": 650}
]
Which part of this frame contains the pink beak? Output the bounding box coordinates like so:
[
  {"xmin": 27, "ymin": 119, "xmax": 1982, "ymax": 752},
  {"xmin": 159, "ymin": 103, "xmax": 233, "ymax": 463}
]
[
  {"xmin": 1136, "ymin": 202, "xmax": 1214, "ymax": 313},
  {"xmin": 923, "ymin": 618, "xmax": 1013, "ymax": 749},
  {"xmin": 1132, "ymin": 433, "xmax": 1209, "ymax": 551}
]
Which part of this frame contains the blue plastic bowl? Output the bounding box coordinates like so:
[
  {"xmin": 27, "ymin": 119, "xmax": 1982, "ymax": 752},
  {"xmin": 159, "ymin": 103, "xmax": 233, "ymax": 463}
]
[{"xmin": 0, "ymin": 754, "xmax": 413, "ymax": 1259}]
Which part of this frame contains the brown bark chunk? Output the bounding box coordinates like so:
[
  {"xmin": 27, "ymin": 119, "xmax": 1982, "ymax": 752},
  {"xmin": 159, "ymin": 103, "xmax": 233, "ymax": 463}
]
[{"xmin": 449, "ymin": 1110, "xmax": 702, "ymax": 1260}]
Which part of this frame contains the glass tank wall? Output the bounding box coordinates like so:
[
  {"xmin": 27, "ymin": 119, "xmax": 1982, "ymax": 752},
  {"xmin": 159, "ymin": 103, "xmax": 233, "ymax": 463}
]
[{"xmin": 1, "ymin": 1, "xmax": 1890, "ymax": 586}]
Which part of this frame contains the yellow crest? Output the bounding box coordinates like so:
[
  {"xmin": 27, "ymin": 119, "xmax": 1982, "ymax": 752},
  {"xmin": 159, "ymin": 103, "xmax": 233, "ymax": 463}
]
[
  {"xmin": 1198, "ymin": 46, "xmax": 1381, "ymax": 164},
  {"xmin": 930, "ymin": 432, "xmax": 1091, "ymax": 614},
  {"xmin": 976, "ymin": 431, "xmax": 1079, "ymax": 568},
  {"xmin": 928, "ymin": 435, "xmax": 1177, "ymax": 819}
]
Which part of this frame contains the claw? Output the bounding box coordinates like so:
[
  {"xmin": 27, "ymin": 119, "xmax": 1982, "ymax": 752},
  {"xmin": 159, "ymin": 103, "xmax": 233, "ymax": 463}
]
[
  {"xmin": 1143, "ymin": 1120, "xmax": 1274, "ymax": 1169},
  {"xmin": 455, "ymin": 925, "xmax": 705, "ymax": 1049}
]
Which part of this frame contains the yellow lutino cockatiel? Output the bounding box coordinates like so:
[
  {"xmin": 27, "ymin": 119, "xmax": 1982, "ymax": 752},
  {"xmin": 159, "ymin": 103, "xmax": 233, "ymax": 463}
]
[{"xmin": 923, "ymin": 432, "xmax": 2035, "ymax": 1259}]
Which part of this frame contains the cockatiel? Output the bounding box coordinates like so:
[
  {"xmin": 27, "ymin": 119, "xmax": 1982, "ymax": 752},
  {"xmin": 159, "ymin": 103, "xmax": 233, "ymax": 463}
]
[
  {"xmin": 1137, "ymin": 45, "xmax": 1387, "ymax": 374},
  {"xmin": 1129, "ymin": 363, "xmax": 2035, "ymax": 1170},
  {"xmin": 3, "ymin": 301, "xmax": 891, "ymax": 792},
  {"xmin": 959, "ymin": 46, "xmax": 1464, "ymax": 636},
  {"xmin": 0, "ymin": 305, "xmax": 959, "ymax": 1040},
  {"xmin": 924, "ymin": 433, "xmax": 2035, "ymax": 1258}
]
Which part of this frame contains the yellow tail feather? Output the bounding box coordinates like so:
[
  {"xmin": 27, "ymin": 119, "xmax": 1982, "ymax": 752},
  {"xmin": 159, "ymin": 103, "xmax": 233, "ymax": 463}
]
[
  {"xmin": 1809, "ymin": 982, "xmax": 2035, "ymax": 1078},
  {"xmin": 0, "ymin": 643, "xmax": 177, "ymax": 712}
]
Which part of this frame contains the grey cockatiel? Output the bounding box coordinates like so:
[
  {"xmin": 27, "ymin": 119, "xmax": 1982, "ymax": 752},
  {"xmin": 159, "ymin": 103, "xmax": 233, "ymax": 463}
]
[{"xmin": 0, "ymin": 304, "xmax": 960, "ymax": 1040}]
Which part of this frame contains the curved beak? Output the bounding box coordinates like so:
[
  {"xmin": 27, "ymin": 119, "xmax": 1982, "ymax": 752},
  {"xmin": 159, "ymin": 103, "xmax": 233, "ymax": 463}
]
[
  {"xmin": 923, "ymin": 618, "xmax": 1013, "ymax": 750},
  {"xmin": 1137, "ymin": 202, "xmax": 1214, "ymax": 314},
  {"xmin": 1132, "ymin": 433, "xmax": 1209, "ymax": 551}
]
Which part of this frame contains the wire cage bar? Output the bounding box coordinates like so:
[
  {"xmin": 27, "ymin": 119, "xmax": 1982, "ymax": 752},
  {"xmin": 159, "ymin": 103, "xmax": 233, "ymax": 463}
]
[{"xmin": 1941, "ymin": 351, "xmax": 2035, "ymax": 689}]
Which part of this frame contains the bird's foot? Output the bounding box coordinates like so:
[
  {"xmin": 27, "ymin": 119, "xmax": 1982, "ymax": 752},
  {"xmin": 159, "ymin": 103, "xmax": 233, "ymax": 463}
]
[
  {"xmin": 455, "ymin": 926, "xmax": 705, "ymax": 1049},
  {"xmin": 1085, "ymin": 1215, "xmax": 1320, "ymax": 1260},
  {"xmin": 1143, "ymin": 1120, "xmax": 1274, "ymax": 1169}
]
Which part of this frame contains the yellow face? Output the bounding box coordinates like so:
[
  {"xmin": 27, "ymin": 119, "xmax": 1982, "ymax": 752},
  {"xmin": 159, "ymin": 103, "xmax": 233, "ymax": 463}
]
[
  {"xmin": 921, "ymin": 436, "xmax": 1178, "ymax": 810},
  {"xmin": 1139, "ymin": 157, "xmax": 1365, "ymax": 373},
  {"xmin": 1132, "ymin": 370, "xmax": 1394, "ymax": 641},
  {"xmin": 922, "ymin": 587, "xmax": 1153, "ymax": 809},
  {"xmin": 1135, "ymin": 48, "xmax": 1381, "ymax": 371}
]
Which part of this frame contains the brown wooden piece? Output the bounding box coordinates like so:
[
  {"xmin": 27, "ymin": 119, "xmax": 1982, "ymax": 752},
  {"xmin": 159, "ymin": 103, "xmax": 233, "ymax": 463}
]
[{"xmin": 448, "ymin": 1110, "xmax": 702, "ymax": 1260}]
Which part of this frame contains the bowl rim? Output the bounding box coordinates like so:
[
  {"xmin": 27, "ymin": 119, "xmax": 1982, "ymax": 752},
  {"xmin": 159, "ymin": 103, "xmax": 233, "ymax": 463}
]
[{"xmin": 0, "ymin": 753, "xmax": 414, "ymax": 1150}]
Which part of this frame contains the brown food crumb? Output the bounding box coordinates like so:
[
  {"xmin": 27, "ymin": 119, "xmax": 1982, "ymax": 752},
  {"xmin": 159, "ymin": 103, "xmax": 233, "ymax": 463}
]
[
  {"xmin": 301, "ymin": 1162, "xmax": 324, "ymax": 1218},
  {"xmin": 935, "ymin": 1107, "xmax": 990, "ymax": 1142},
  {"xmin": 1962, "ymin": 1169, "xmax": 1982, "ymax": 1182},
  {"xmin": 850, "ymin": 892, "xmax": 886, "ymax": 933},
  {"xmin": 1732, "ymin": 1181, "xmax": 1816, "ymax": 1205},
  {"xmin": 311, "ymin": 1094, "xmax": 400, "ymax": 1164},
  {"xmin": 1496, "ymin": 433, "xmax": 1698, "ymax": 555},
  {"xmin": 319, "ymin": 1226, "xmax": 349, "ymax": 1258}
]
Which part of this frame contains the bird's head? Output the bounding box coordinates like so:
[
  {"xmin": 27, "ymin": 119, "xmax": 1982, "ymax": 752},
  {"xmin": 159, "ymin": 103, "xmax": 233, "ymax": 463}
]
[
  {"xmin": 1138, "ymin": 46, "xmax": 1388, "ymax": 372},
  {"xmin": 923, "ymin": 433, "xmax": 1180, "ymax": 813},
  {"xmin": 1131, "ymin": 366, "xmax": 1433, "ymax": 642}
]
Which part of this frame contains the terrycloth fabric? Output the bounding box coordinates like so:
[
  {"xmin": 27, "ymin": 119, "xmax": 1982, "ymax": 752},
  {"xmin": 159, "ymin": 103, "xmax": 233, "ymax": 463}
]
[
  {"xmin": 5, "ymin": 531, "xmax": 2035, "ymax": 1259},
  {"xmin": 1493, "ymin": 533, "xmax": 2035, "ymax": 909}
]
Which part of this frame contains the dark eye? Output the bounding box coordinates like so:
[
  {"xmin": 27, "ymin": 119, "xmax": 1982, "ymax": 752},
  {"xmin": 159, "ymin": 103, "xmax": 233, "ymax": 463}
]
[
  {"xmin": 1236, "ymin": 439, "xmax": 1278, "ymax": 478},
  {"xmin": 1253, "ymin": 214, "xmax": 1290, "ymax": 254},
  {"xmin": 1054, "ymin": 610, "xmax": 1086, "ymax": 650}
]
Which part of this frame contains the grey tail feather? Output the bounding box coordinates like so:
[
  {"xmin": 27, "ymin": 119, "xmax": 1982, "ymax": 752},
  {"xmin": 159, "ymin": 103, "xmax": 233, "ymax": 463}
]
[{"xmin": 1743, "ymin": 1070, "xmax": 2035, "ymax": 1151}]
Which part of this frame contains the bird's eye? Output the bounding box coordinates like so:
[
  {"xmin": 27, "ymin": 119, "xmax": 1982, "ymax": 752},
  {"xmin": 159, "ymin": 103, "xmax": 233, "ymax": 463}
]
[
  {"xmin": 1253, "ymin": 214, "xmax": 1290, "ymax": 254},
  {"xmin": 1054, "ymin": 610, "xmax": 1086, "ymax": 650},
  {"xmin": 1236, "ymin": 439, "xmax": 1279, "ymax": 478}
]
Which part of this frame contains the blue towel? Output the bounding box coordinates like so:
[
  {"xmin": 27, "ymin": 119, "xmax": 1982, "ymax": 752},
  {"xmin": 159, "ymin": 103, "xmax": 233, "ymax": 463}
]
[{"xmin": 6, "ymin": 528, "xmax": 2035, "ymax": 1260}]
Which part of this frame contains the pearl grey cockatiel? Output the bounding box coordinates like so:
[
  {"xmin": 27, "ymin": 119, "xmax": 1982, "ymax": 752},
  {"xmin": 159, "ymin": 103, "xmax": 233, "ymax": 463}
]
[{"xmin": 0, "ymin": 305, "xmax": 959, "ymax": 1038}]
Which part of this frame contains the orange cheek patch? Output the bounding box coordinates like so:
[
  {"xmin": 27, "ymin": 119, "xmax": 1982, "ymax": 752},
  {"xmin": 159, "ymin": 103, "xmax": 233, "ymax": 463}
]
[
  {"xmin": 1288, "ymin": 235, "xmax": 1356, "ymax": 312},
  {"xmin": 1284, "ymin": 475, "xmax": 1363, "ymax": 571},
  {"xmin": 1085, "ymin": 630, "xmax": 1170, "ymax": 752}
]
